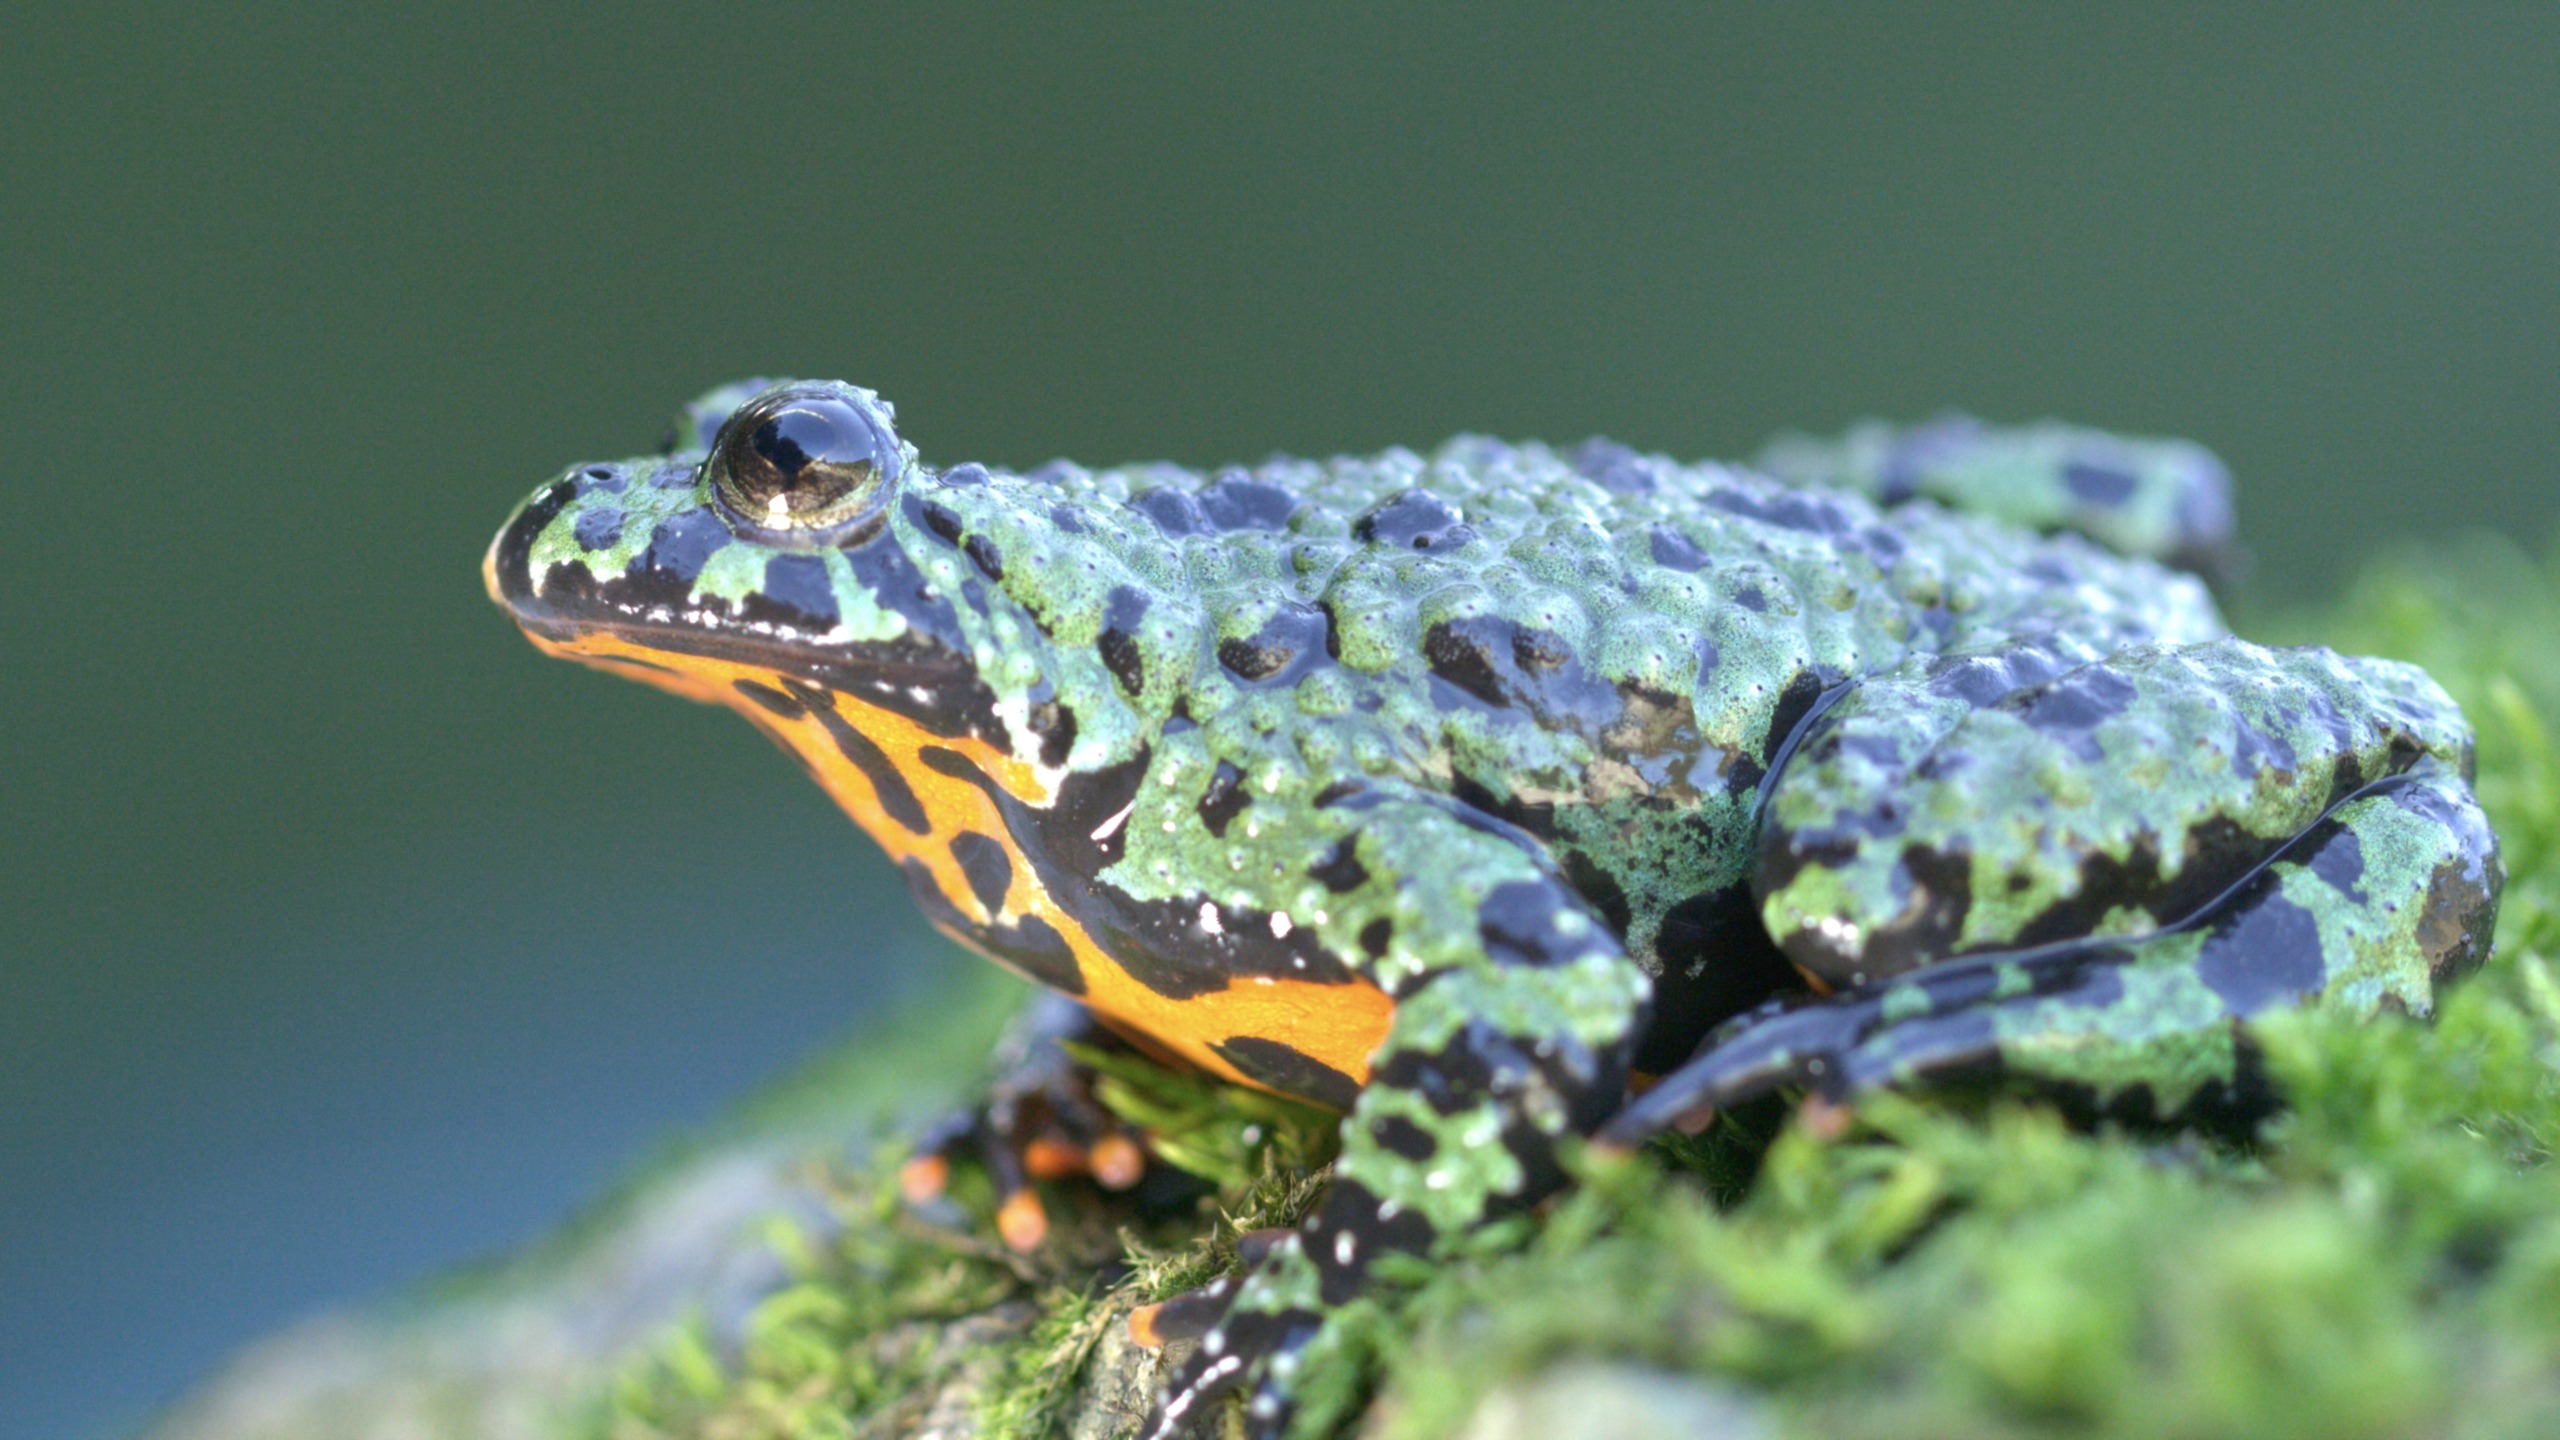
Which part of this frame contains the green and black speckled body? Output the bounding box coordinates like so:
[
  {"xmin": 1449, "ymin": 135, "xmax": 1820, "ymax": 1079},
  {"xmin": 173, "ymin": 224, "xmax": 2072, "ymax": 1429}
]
[{"xmin": 488, "ymin": 381, "xmax": 2501, "ymax": 1438}]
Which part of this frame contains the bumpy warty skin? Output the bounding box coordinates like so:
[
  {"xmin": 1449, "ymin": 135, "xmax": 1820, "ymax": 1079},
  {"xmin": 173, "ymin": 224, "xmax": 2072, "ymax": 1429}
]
[{"xmin": 490, "ymin": 381, "xmax": 2501, "ymax": 1440}]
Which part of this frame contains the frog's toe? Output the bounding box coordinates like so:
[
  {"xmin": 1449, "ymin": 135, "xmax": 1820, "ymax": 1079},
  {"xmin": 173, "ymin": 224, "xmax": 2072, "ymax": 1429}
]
[
  {"xmin": 899, "ymin": 997, "xmax": 1154, "ymax": 1248},
  {"xmin": 1127, "ymin": 1276, "xmax": 1237, "ymax": 1351},
  {"xmin": 901, "ymin": 1089, "xmax": 1151, "ymax": 1248},
  {"xmin": 1141, "ymin": 1287, "xmax": 1322, "ymax": 1440}
]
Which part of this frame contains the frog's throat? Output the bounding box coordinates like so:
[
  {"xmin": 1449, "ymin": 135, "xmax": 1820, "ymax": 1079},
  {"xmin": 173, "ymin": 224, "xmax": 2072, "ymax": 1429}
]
[{"xmin": 519, "ymin": 626, "xmax": 1396, "ymax": 1102}]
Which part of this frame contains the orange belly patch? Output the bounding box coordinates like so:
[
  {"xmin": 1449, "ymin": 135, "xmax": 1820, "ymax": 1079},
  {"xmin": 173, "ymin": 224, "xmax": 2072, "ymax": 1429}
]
[{"xmin": 522, "ymin": 626, "xmax": 1396, "ymax": 1104}]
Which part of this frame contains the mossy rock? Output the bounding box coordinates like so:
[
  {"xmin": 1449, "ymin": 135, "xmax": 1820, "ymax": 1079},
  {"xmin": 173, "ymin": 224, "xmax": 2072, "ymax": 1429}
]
[{"xmin": 152, "ymin": 536, "xmax": 2560, "ymax": 1440}]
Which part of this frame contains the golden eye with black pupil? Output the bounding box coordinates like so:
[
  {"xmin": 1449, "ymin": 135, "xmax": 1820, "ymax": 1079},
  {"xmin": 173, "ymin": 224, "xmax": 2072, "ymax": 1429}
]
[{"xmin": 708, "ymin": 386, "xmax": 897, "ymax": 536}]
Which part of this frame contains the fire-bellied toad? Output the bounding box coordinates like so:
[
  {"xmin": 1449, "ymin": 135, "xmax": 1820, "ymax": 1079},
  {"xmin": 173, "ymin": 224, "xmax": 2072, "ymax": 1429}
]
[{"xmin": 485, "ymin": 383, "xmax": 2501, "ymax": 1437}]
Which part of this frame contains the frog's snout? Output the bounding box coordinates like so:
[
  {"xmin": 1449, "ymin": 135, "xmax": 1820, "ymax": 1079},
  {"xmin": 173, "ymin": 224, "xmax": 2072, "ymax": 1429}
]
[{"xmin": 480, "ymin": 519, "xmax": 510, "ymax": 609}]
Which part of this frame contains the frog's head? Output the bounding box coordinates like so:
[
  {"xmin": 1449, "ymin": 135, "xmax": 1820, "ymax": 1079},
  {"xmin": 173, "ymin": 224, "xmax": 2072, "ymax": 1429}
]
[{"xmin": 486, "ymin": 379, "xmax": 1057, "ymax": 857}]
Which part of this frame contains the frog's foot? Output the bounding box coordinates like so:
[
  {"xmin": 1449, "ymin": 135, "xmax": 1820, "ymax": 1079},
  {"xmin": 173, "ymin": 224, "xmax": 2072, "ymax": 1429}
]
[
  {"xmin": 899, "ymin": 994, "xmax": 1147, "ymax": 1251},
  {"xmin": 1603, "ymin": 761, "xmax": 2500, "ymax": 1147},
  {"xmin": 1135, "ymin": 1239, "xmax": 1332, "ymax": 1440},
  {"xmin": 1125, "ymin": 1228, "xmax": 1294, "ymax": 1350}
]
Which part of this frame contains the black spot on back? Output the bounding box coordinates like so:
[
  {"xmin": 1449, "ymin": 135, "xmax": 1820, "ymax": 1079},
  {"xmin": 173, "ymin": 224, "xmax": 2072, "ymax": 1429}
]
[
  {"xmin": 1355, "ymin": 489, "xmax": 1474, "ymax": 551},
  {"xmin": 1026, "ymin": 697, "xmax": 1077, "ymax": 768},
  {"xmin": 1707, "ymin": 485, "xmax": 1858, "ymax": 537},
  {"xmin": 1131, "ymin": 487, "xmax": 1210, "ymax": 537},
  {"xmin": 1196, "ymin": 760, "xmax": 1250, "ymax": 837},
  {"xmin": 1424, "ymin": 616, "xmax": 1621, "ymax": 734},
  {"xmin": 917, "ymin": 499, "xmax": 965, "ymax": 546},
  {"xmin": 1369, "ymin": 1114, "xmax": 1438, "ymax": 1160},
  {"xmin": 1478, "ymin": 879, "xmax": 1602, "ymax": 967},
  {"xmin": 2194, "ymin": 891, "xmax": 2328, "ymax": 1015},
  {"xmin": 2307, "ymin": 824, "xmax": 2369, "ymax": 905},
  {"xmin": 2064, "ymin": 461, "xmax": 2140, "ymax": 507},
  {"xmin": 1197, "ymin": 472, "xmax": 1302, "ymax": 531},
  {"xmin": 1309, "ymin": 837, "xmax": 1370, "ymax": 894},
  {"xmin": 1647, "ymin": 523, "xmax": 1710, "ymax": 572},
  {"xmin": 1218, "ymin": 601, "xmax": 1333, "ymax": 686},
  {"xmin": 1098, "ymin": 585, "xmax": 1150, "ymax": 696},
  {"xmin": 2009, "ymin": 663, "xmax": 2139, "ymax": 760},
  {"xmin": 1359, "ymin": 917, "xmax": 1393, "ymax": 959},
  {"xmin": 1572, "ymin": 439, "xmax": 1657, "ymax": 494},
  {"xmin": 962, "ymin": 533, "xmax": 1005, "ymax": 580}
]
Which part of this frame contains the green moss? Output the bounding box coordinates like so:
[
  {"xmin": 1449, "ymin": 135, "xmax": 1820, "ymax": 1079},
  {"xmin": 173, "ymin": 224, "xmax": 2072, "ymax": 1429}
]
[{"xmin": 588, "ymin": 535, "xmax": 2560, "ymax": 1440}]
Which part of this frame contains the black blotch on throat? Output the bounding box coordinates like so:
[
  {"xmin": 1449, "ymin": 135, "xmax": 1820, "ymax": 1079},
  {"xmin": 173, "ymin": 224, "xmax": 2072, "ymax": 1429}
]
[
  {"xmin": 782, "ymin": 679, "xmax": 932, "ymax": 836},
  {"xmin": 950, "ymin": 831, "xmax": 1015, "ymax": 915},
  {"xmin": 734, "ymin": 679, "xmax": 805, "ymax": 718},
  {"xmin": 1211, "ymin": 1036, "xmax": 1362, "ymax": 1112}
]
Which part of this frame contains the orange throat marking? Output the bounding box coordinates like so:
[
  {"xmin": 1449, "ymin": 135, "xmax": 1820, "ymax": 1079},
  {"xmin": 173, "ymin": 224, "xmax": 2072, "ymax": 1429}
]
[{"xmin": 525, "ymin": 626, "xmax": 1396, "ymax": 1103}]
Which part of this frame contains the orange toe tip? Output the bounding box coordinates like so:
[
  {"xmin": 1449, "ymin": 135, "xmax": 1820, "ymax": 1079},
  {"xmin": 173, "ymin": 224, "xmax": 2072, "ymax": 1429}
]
[
  {"xmin": 1089, "ymin": 1133, "xmax": 1145, "ymax": 1190},
  {"xmin": 1127, "ymin": 1301, "xmax": 1168, "ymax": 1350},
  {"xmin": 997, "ymin": 1189, "xmax": 1050, "ymax": 1251},
  {"xmin": 899, "ymin": 1154, "xmax": 950, "ymax": 1204},
  {"xmin": 1797, "ymin": 1095, "xmax": 1853, "ymax": 1141},
  {"xmin": 1022, "ymin": 1136, "xmax": 1088, "ymax": 1180}
]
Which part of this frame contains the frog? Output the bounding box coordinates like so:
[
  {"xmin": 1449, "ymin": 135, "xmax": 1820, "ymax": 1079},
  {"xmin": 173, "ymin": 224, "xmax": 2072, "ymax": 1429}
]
[{"xmin": 485, "ymin": 379, "xmax": 2502, "ymax": 1438}]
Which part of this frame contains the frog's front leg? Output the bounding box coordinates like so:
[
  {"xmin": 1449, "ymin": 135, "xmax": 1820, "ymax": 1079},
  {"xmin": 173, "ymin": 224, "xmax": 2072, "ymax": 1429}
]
[
  {"xmin": 1134, "ymin": 782, "xmax": 1648, "ymax": 1439},
  {"xmin": 901, "ymin": 993, "xmax": 1148, "ymax": 1251},
  {"xmin": 1611, "ymin": 639, "xmax": 2502, "ymax": 1141}
]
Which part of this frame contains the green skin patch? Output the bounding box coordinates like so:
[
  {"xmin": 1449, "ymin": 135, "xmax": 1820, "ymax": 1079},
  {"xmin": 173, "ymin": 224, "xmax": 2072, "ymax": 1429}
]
[{"xmin": 485, "ymin": 381, "xmax": 2503, "ymax": 1439}]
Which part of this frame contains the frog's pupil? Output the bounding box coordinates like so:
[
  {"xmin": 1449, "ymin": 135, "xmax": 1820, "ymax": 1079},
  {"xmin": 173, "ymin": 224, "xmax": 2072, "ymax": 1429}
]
[
  {"xmin": 720, "ymin": 393, "xmax": 885, "ymax": 525},
  {"xmin": 752, "ymin": 402, "xmax": 875, "ymax": 484}
]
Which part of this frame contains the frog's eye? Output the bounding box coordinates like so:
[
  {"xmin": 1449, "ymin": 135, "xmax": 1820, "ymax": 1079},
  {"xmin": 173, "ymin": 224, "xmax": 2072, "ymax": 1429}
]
[{"xmin": 708, "ymin": 385, "xmax": 898, "ymax": 536}]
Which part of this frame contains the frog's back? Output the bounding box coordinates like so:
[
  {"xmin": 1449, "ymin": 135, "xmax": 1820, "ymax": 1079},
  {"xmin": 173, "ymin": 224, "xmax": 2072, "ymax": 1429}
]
[
  {"xmin": 945, "ymin": 433, "xmax": 2222, "ymax": 834},
  {"xmin": 925, "ymin": 433, "xmax": 2225, "ymax": 1012},
  {"xmin": 962, "ymin": 430, "xmax": 2222, "ymax": 763}
]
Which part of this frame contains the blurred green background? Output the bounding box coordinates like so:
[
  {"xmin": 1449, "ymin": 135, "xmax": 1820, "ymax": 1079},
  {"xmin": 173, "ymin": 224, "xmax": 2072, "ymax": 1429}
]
[{"xmin": 2, "ymin": 6, "xmax": 2552, "ymax": 1437}]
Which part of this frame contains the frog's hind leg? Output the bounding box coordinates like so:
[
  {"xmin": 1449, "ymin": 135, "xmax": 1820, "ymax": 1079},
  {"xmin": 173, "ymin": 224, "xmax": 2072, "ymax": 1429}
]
[
  {"xmin": 1604, "ymin": 759, "xmax": 2499, "ymax": 1147},
  {"xmin": 1755, "ymin": 414, "xmax": 2236, "ymax": 577}
]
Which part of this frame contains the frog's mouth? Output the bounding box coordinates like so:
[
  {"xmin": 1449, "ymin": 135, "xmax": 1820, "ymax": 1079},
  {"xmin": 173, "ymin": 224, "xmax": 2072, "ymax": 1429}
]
[{"xmin": 484, "ymin": 477, "xmax": 987, "ymax": 729}]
